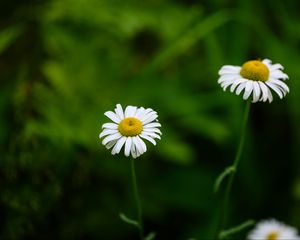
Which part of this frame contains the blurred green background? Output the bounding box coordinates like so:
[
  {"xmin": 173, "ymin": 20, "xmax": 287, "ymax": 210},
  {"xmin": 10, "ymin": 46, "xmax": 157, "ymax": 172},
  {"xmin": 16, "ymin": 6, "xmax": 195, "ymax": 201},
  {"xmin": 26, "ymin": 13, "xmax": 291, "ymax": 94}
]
[{"xmin": 1, "ymin": 0, "xmax": 300, "ymax": 239}]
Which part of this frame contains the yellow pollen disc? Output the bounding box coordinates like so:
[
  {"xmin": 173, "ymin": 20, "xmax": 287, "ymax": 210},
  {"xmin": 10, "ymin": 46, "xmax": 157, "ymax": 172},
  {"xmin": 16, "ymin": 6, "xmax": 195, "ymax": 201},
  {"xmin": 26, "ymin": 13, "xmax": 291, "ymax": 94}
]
[
  {"xmin": 240, "ymin": 60, "xmax": 269, "ymax": 81},
  {"xmin": 118, "ymin": 117, "xmax": 143, "ymax": 137},
  {"xmin": 267, "ymin": 231, "xmax": 279, "ymax": 240}
]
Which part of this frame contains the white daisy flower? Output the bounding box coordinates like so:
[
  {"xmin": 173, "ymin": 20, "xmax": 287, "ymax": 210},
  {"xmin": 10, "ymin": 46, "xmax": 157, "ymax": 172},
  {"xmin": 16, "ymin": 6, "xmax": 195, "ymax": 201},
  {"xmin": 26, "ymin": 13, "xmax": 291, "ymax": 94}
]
[
  {"xmin": 218, "ymin": 59, "xmax": 289, "ymax": 103},
  {"xmin": 99, "ymin": 104, "xmax": 162, "ymax": 158},
  {"xmin": 247, "ymin": 219, "xmax": 300, "ymax": 240}
]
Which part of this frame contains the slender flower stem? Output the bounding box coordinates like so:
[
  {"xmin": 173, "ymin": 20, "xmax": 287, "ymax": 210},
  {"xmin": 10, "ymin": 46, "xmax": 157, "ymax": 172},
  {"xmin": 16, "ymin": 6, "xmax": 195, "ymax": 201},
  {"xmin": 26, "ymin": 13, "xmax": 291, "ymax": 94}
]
[
  {"xmin": 130, "ymin": 157, "xmax": 144, "ymax": 240},
  {"xmin": 216, "ymin": 100, "xmax": 251, "ymax": 239}
]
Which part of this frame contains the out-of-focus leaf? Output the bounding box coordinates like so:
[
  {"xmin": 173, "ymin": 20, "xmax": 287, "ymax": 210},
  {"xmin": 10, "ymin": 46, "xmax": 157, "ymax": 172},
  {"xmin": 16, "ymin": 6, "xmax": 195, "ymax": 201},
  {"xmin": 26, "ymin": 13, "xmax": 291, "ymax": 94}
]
[
  {"xmin": 214, "ymin": 166, "xmax": 235, "ymax": 193},
  {"xmin": 119, "ymin": 213, "xmax": 139, "ymax": 227},
  {"xmin": 144, "ymin": 232, "xmax": 156, "ymax": 240},
  {"xmin": 219, "ymin": 220, "xmax": 254, "ymax": 239},
  {"xmin": 0, "ymin": 25, "xmax": 23, "ymax": 54}
]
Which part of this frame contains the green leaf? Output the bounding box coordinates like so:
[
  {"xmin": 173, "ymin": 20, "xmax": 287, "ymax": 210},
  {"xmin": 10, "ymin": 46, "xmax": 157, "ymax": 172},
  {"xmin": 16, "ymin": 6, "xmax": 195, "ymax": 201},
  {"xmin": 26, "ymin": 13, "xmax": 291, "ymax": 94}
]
[
  {"xmin": 144, "ymin": 232, "xmax": 156, "ymax": 240},
  {"xmin": 219, "ymin": 219, "xmax": 255, "ymax": 239},
  {"xmin": 214, "ymin": 166, "xmax": 236, "ymax": 193},
  {"xmin": 119, "ymin": 213, "xmax": 139, "ymax": 227},
  {"xmin": 0, "ymin": 25, "xmax": 24, "ymax": 54},
  {"xmin": 144, "ymin": 10, "xmax": 231, "ymax": 74}
]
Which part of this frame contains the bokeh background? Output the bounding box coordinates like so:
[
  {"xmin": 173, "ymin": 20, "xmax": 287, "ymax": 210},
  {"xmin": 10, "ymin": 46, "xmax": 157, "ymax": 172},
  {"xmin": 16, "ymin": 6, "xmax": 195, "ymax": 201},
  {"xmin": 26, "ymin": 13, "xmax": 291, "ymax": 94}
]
[{"xmin": 1, "ymin": 0, "xmax": 300, "ymax": 239}]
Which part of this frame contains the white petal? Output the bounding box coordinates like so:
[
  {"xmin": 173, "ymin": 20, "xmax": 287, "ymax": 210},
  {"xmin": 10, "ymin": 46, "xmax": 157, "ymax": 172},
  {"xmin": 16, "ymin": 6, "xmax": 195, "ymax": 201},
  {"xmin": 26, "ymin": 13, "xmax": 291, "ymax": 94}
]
[
  {"xmin": 270, "ymin": 70, "xmax": 289, "ymax": 80},
  {"xmin": 143, "ymin": 128, "xmax": 162, "ymax": 135},
  {"xmin": 104, "ymin": 111, "xmax": 121, "ymax": 123},
  {"xmin": 137, "ymin": 136, "xmax": 147, "ymax": 154},
  {"xmin": 140, "ymin": 111, "xmax": 155, "ymax": 121},
  {"xmin": 134, "ymin": 107, "xmax": 145, "ymax": 119},
  {"xmin": 102, "ymin": 132, "xmax": 122, "ymax": 145},
  {"xmin": 124, "ymin": 137, "xmax": 132, "ymax": 157},
  {"xmin": 221, "ymin": 80, "xmax": 235, "ymax": 90},
  {"xmin": 144, "ymin": 122, "xmax": 161, "ymax": 128},
  {"xmin": 140, "ymin": 110, "xmax": 156, "ymax": 121},
  {"xmin": 115, "ymin": 104, "xmax": 124, "ymax": 119},
  {"xmin": 270, "ymin": 63, "xmax": 284, "ymax": 70},
  {"xmin": 218, "ymin": 74, "xmax": 239, "ymax": 84},
  {"xmin": 220, "ymin": 65, "xmax": 241, "ymax": 71},
  {"xmin": 129, "ymin": 106, "xmax": 138, "ymax": 117},
  {"xmin": 125, "ymin": 106, "xmax": 138, "ymax": 117},
  {"xmin": 235, "ymin": 82, "xmax": 247, "ymax": 95},
  {"xmin": 142, "ymin": 114, "xmax": 158, "ymax": 125},
  {"xmin": 269, "ymin": 79, "xmax": 289, "ymax": 93},
  {"xmin": 252, "ymin": 89, "xmax": 259, "ymax": 103},
  {"xmin": 252, "ymin": 81, "xmax": 261, "ymax": 103},
  {"xmin": 133, "ymin": 136, "xmax": 144, "ymax": 155},
  {"xmin": 130, "ymin": 141, "xmax": 138, "ymax": 158},
  {"xmin": 262, "ymin": 59, "xmax": 272, "ymax": 65},
  {"xmin": 218, "ymin": 66, "xmax": 241, "ymax": 75},
  {"xmin": 265, "ymin": 81, "xmax": 283, "ymax": 99},
  {"xmin": 243, "ymin": 81, "xmax": 253, "ymax": 100},
  {"xmin": 142, "ymin": 131, "xmax": 161, "ymax": 140},
  {"xmin": 111, "ymin": 137, "xmax": 126, "ymax": 155},
  {"xmin": 230, "ymin": 78, "xmax": 246, "ymax": 92},
  {"xmin": 258, "ymin": 81, "xmax": 269, "ymax": 102},
  {"xmin": 105, "ymin": 140, "xmax": 117, "ymax": 149},
  {"xmin": 99, "ymin": 129, "xmax": 118, "ymax": 138},
  {"xmin": 267, "ymin": 87, "xmax": 273, "ymax": 103},
  {"xmin": 102, "ymin": 123, "xmax": 118, "ymax": 129},
  {"xmin": 140, "ymin": 133, "xmax": 157, "ymax": 145}
]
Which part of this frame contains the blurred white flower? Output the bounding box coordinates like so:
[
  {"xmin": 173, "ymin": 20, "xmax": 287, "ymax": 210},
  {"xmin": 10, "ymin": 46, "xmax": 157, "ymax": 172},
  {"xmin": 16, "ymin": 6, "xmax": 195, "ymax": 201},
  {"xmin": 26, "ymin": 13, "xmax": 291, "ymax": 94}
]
[
  {"xmin": 247, "ymin": 219, "xmax": 300, "ymax": 240},
  {"xmin": 218, "ymin": 59, "xmax": 289, "ymax": 103},
  {"xmin": 99, "ymin": 104, "xmax": 161, "ymax": 158}
]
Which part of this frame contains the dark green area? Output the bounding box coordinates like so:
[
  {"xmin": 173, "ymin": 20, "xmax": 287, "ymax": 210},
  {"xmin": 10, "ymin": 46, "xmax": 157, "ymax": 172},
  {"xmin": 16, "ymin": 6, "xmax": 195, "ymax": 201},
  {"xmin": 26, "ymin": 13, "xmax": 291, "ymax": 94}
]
[{"xmin": 1, "ymin": 0, "xmax": 300, "ymax": 239}]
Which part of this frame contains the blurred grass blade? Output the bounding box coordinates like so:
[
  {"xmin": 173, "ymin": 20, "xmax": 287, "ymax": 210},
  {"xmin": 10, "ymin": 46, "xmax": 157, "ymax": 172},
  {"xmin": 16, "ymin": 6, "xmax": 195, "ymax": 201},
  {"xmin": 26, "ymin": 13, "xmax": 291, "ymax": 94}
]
[
  {"xmin": 0, "ymin": 25, "xmax": 24, "ymax": 54},
  {"xmin": 119, "ymin": 212, "xmax": 139, "ymax": 227},
  {"xmin": 144, "ymin": 232, "xmax": 156, "ymax": 240},
  {"xmin": 214, "ymin": 166, "xmax": 236, "ymax": 193},
  {"xmin": 219, "ymin": 219, "xmax": 255, "ymax": 239},
  {"xmin": 144, "ymin": 10, "xmax": 231, "ymax": 74}
]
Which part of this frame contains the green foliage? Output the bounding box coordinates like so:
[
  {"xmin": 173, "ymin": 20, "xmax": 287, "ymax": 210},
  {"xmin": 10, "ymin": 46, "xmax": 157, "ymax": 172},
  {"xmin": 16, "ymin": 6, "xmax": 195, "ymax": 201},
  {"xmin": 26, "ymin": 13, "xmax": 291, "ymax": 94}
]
[
  {"xmin": 0, "ymin": 25, "xmax": 23, "ymax": 54},
  {"xmin": 1, "ymin": 0, "xmax": 300, "ymax": 239},
  {"xmin": 219, "ymin": 220, "xmax": 254, "ymax": 239},
  {"xmin": 214, "ymin": 166, "xmax": 235, "ymax": 193}
]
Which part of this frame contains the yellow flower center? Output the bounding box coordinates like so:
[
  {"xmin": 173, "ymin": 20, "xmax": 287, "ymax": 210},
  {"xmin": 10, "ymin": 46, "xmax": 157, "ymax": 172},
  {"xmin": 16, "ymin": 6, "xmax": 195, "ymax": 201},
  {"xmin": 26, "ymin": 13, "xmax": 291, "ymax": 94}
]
[
  {"xmin": 240, "ymin": 60, "xmax": 269, "ymax": 81},
  {"xmin": 118, "ymin": 117, "xmax": 143, "ymax": 137},
  {"xmin": 267, "ymin": 231, "xmax": 279, "ymax": 240}
]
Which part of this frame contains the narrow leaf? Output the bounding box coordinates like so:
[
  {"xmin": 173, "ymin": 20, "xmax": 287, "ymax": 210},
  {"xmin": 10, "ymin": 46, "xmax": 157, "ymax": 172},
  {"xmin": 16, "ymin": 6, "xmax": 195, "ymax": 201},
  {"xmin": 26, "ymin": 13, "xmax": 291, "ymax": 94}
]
[
  {"xmin": 219, "ymin": 219, "xmax": 255, "ymax": 239},
  {"xmin": 119, "ymin": 213, "xmax": 139, "ymax": 227},
  {"xmin": 214, "ymin": 166, "xmax": 236, "ymax": 193},
  {"xmin": 0, "ymin": 25, "xmax": 24, "ymax": 54},
  {"xmin": 144, "ymin": 232, "xmax": 156, "ymax": 240}
]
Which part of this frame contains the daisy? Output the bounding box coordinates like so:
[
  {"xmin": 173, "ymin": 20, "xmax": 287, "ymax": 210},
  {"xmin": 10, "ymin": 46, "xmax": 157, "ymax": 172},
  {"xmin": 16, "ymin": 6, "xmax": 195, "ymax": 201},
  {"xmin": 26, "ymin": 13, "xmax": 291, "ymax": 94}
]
[
  {"xmin": 247, "ymin": 219, "xmax": 300, "ymax": 240},
  {"xmin": 218, "ymin": 59, "xmax": 289, "ymax": 103},
  {"xmin": 99, "ymin": 104, "xmax": 162, "ymax": 158}
]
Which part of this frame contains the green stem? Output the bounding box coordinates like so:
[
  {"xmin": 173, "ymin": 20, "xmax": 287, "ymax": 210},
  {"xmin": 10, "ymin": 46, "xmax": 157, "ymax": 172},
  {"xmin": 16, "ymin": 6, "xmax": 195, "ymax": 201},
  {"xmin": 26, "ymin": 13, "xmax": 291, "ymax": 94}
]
[
  {"xmin": 130, "ymin": 157, "xmax": 144, "ymax": 240},
  {"xmin": 216, "ymin": 100, "xmax": 251, "ymax": 240}
]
